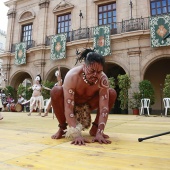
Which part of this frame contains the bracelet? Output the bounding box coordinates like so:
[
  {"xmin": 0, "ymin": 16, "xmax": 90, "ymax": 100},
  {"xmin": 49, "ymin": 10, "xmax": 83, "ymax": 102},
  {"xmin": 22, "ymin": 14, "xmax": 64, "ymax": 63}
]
[
  {"xmin": 65, "ymin": 123, "xmax": 83, "ymax": 139},
  {"xmin": 92, "ymin": 122, "xmax": 98, "ymax": 127}
]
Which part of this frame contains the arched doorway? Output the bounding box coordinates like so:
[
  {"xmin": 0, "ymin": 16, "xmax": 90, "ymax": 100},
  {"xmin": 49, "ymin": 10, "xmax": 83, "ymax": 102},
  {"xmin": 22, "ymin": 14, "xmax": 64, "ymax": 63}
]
[
  {"xmin": 46, "ymin": 67, "xmax": 70, "ymax": 82},
  {"xmin": 9, "ymin": 71, "xmax": 32, "ymax": 102},
  {"xmin": 104, "ymin": 63, "xmax": 126, "ymax": 114},
  {"xmin": 144, "ymin": 58, "xmax": 170, "ymax": 113}
]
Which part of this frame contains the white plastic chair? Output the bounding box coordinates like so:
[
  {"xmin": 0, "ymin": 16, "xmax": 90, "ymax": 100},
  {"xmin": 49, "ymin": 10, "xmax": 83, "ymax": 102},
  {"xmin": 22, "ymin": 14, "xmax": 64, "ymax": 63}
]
[
  {"xmin": 140, "ymin": 98, "xmax": 150, "ymax": 116},
  {"xmin": 163, "ymin": 98, "xmax": 170, "ymax": 116},
  {"xmin": 43, "ymin": 98, "xmax": 54, "ymax": 113},
  {"xmin": 43, "ymin": 99, "xmax": 49, "ymax": 112}
]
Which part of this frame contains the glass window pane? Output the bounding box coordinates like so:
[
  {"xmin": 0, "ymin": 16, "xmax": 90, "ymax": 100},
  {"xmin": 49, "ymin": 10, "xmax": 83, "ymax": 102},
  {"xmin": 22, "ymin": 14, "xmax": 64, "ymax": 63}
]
[
  {"xmin": 99, "ymin": 6, "xmax": 102, "ymax": 12},
  {"xmin": 65, "ymin": 15, "xmax": 68, "ymax": 20},
  {"xmin": 162, "ymin": 0, "xmax": 166, "ymax": 6},
  {"xmin": 103, "ymin": 6, "xmax": 107, "ymax": 11},
  {"xmin": 113, "ymin": 11, "xmax": 116, "ymax": 16},
  {"xmin": 108, "ymin": 12, "xmax": 111, "ymax": 17},
  {"xmin": 168, "ymin": 6, "xmax": 170, "ymax": 12},
  {"xmin": 99, "ymin": 20, "xmax": 102, "ymax": 25},
  {"xmin": 157, "ymin": 8, "xmax": 161, "ymax": 14},
  {"xmin": 168, "ymin": 0, "xmax": 170, "ymax": 5},
  {"xmin": 152, "ymin": 9, "xmax": 156, "ymax": 15},
  {"xmin": 108, "ymin": 18, "xmax": 112, "ymax": 23},
  {"xmin": 65, "ymin": 21, "xmax": 68, "ymax": 26},
  {"xmin": 61, "ymin": 28, "xmax": 64, "ymax": 32},
  {"xmin": 58, "ymin": 17, "xmax": 60, "ymax": 22},
  {"xmin": 65, "ymin": 27, "xmax": 68, "ymax": 32},
  {"xmin": 104, "ymin": 19, "xmax": 107, "ymax": 24},
  {"xmin": 103, "ymin": 13, "xmax": 107, "ymax": 18},
  {"xmin": 99, "ymin": 14, "xmax": 102, "ymax": 19},
  {"xmin": 61, "ymin": 16, "xmax": 64, "ymax": 21},
  {"xmin": 157, "ymin": 2, "xmax": 161, "ymax": 7},
  {"xmin": 61, "ymin": 22, "xmax": 64, "ymax": 27},
  {"xmin": 113, "ymin": 17, "xmax": 116, "ymax": 22},
  {"xmin": 113, "ymin": 3, "xmax": 116, "ymax": 9},
  {"xmin": 163, "ymin": 7, "xmax": 167, "ymax": 13},
  {"xmin": 108, "ymin": 5, "xmax": 111, "ymax": 10},
  {"xmin": 58, "ymin": 29, "xmax": 60, "ymax": 33},
  {"xmin": 151, "ymin": 2, "xmax": 155, "ymax": 8}
]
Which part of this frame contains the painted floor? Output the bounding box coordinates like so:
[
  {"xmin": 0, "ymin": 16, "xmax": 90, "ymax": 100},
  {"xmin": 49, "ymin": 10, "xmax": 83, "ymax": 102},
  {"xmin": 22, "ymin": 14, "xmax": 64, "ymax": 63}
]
[{"xmin": 0, "ymin": 112, "xmax": 170, "ymax": 170}]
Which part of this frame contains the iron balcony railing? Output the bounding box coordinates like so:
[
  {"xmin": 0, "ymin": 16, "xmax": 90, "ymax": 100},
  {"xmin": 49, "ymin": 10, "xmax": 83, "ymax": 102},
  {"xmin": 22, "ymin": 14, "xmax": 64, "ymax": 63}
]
[
  {"xmin": 46, "ymin": 17, "xmax": 150, "ymax": 46},
  {"xmin": 11, "ymin": 40, "xmax": 35, "ymax": 53},
  {"xmin": 10, "ymin": 17, "xmax": 150, "ymax": 51}
]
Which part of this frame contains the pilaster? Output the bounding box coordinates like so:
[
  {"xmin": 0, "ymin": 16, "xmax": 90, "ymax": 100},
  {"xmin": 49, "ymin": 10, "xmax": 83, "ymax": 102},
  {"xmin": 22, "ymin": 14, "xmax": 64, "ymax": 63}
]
[
  {"xmin": 128, "ymin": 50, "xmax": 141, "ymax": 94},
  {"xmin": 5, "ymin": 4, "xmax": 16, "ymax": 52},
  {"xmin": 36, "ymin": 0, "xmax": 50, "ymax": 45}
]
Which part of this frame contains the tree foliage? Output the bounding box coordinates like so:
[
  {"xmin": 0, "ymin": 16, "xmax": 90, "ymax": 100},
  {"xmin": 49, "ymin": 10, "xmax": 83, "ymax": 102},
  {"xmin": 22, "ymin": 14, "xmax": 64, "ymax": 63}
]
[
  {"xmin": 4, "ymin": 86, "xmax": 15, "ymax": 98},
  {"xmin": 139, "ymin": 80, "xmax": 155, "ymax": 105},
  {"xmin": 108, "ymin": 77, "xmax": 115, "ymax": 89},
  {"xmin": 163, "ymin": 74, "xmax": 170, "ymax": 98},
  {"xmin": 42, "ymin": 80, "xmax": 55, "ymax": 99},
  {"xmin": 118, "ymin": 74, "xmax": 131, "ymax": 110}
]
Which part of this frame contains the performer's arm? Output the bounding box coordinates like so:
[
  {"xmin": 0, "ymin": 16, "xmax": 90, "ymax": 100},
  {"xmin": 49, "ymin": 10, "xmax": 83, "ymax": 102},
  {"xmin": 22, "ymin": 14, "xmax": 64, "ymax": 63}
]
[
  {"xmin": 42, "ymin": 86, "xmax": 51, "ymax": 91},
  {"xmin": 63, "ymin": 83, "xmax": 77, "ymax": 128},
  {"xmin": 97, "ymin": 75, "xmax": 110, "ymax": 136}
]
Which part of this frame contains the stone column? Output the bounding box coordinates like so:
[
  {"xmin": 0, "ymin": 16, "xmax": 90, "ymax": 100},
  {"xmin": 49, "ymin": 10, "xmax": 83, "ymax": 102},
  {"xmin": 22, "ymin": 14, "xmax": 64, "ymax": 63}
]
[
  {"xmin": 5, "ymin": 2, "xmax": 16, "ymax": 52},
  {"xmin": 128, "ymin": 50, "xmax": 141, "ymax": 94}
]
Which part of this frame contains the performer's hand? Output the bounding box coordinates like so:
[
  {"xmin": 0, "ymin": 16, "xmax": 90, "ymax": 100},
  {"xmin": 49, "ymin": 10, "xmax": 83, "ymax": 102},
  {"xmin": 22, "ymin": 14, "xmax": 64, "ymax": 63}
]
[
  {"xmin": 92, "ymin": 133, "xmax": 111, "ymax": 144},
  {"xmin": 71, "ymin": 136, "xmax": 90, "ymax": 145}
]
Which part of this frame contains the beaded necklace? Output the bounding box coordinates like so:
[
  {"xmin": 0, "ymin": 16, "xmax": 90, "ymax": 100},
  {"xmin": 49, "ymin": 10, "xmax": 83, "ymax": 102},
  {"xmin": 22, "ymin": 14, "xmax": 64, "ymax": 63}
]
[{"xmin": 82, "ymin": 72, "xmax": 98, "ymax": 86}]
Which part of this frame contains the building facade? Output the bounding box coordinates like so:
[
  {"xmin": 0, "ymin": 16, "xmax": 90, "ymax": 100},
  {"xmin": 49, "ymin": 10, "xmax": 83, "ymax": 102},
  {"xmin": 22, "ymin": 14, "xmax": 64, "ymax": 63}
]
[{"xmin": 0, "ymin": 0, "xmax": 170, "ymax": 113}]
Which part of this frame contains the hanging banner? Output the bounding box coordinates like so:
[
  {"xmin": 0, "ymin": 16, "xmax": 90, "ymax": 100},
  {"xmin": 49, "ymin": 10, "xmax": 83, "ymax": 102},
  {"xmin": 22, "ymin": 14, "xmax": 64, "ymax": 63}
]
[
  {"xmin": 150, "ymin": 15, "xmax": 170, "ymax": 47},
  {"xmin": 50, "ymin": 33, "xmax": 67, "ymax": 60},
  {"xmin": 93, "ymin": 25, "xmax": 111, "ymax": 56},
  {"xmin": 14, "ymin": 42, "xmax": 26, "ymax": 65}
]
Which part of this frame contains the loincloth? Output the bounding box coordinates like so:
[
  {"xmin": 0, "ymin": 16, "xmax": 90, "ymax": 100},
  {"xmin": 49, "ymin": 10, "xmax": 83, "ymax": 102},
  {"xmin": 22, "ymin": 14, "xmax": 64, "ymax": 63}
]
[{"xmin": 74, "ymin": 104, "xmax": 91, "ymax": 129}]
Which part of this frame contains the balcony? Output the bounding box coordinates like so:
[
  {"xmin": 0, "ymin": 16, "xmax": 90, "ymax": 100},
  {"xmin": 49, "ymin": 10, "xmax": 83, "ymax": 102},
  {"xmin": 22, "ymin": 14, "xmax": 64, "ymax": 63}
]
[
  {"xmin": 46, "ymin": 17, "xmax": 150, "ymax": 46},
  {"xmin": 10, "ymin": 17, "xmax": 150, "ymax": 51},
  {"xmin": 11, "ymin": 40, "xmax": 35, "ymax": 53}
]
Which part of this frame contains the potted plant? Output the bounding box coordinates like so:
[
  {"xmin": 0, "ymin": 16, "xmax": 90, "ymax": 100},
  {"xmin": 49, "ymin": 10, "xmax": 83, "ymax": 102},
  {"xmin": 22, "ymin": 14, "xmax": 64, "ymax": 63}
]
[
  {"xmin": 129, "ymin": 92, "xmax": 141, "ymax": 115},
  {"xmin": 163, "ymin": 74, "xmax": 170, "ymax": 98},
  {"xmin": 139, "ymin": 80, "xmax": 155, "ymax": 113},
  {"xmin": 118, "ymin": 74, "xmax": 131, "ymax": 114}
]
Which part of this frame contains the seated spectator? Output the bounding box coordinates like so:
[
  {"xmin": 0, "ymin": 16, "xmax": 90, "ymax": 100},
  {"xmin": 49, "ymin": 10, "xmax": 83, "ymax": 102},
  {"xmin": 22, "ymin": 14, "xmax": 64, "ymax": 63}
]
[
  {"xmin": 0, "ymin": 90, "xmax": 5, "ymax": 120},
  {"xmin": 6, "ymin": 94, "xmax": 14, "ymax": 111},
  {"xmin": 17, "ymin": 94, "xmax": 25, "ymax": 111},
  {"xmin": 0, "ymin": 90, "xmax": 7, "ymax": 111}
]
